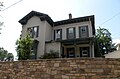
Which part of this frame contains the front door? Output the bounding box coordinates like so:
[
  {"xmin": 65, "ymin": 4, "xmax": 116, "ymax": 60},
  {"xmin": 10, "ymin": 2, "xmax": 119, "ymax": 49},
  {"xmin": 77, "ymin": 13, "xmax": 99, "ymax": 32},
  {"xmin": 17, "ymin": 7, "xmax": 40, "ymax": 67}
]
[
  {"xmin": 80, "ymin": 47, "xmax": 90, "ymax": 57},
  {"xmin": 67, "ymin": 48, "xmax": 75, "ymax": 58}
]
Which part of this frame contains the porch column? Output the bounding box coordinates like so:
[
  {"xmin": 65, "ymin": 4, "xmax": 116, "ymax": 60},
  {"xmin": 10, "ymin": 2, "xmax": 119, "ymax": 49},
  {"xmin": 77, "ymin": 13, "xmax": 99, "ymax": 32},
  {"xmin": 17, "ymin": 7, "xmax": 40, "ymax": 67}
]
[
  {"xmin": 74, "ymin": 43, "xmax": 77, "ymax": 57},
  {"xmin": 89, "ymin": 41, "xmax": 92, "ymax": 58},
  {"xmin": 61, "ymin": 43, "xmax": 65, "ymax": 58},
  {"xmin": 92, "ymin": 43, "xmax": 94, "ymax": 58},
  {"xmin": 90, "ymin": 45, "xmax": 92, "ymax": 58}
]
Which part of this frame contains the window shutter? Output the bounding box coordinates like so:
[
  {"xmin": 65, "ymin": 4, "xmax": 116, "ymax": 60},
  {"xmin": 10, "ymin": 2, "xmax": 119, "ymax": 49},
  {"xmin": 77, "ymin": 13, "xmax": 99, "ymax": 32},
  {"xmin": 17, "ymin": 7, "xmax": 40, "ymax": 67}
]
[
  {"xmin": 36, "ymin": 26, "xmax": 39, "ymax": 37},
  {"xmin": 79, "ymin": 27, "xmax": 81, "ymax": 38},
  {"xmin": 31, "ymin": 28, "xmax": 34, "ymax": 38},
  {"xmin": 60, "ymin": 29, "xmax": 62, "ymax": 40},
  {"xmin": 73, "ymin": 27, "xmax": 76, "ymax": 38},
  {"xmin": 54, "ymin": 30, "xmax": 55, "ymax": 40},
  {"xmin": 66, "ymin": 28, "xmax": 69, "ymax": 39},
  {"xmin": 86, "ymin": 26, "xmax": 89, "ymax": 37}
]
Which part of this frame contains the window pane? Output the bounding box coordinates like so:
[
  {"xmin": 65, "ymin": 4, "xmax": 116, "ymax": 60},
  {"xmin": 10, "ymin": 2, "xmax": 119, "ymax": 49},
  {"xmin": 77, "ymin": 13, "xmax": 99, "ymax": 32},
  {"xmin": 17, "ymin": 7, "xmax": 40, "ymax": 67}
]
[
  {"xmin": 34, "ymin": 27, "xmax": 37, "ymax": 33},
  {"xmin": 27, "ymin": 28, "xmax": 33, "ymax": 38},
  {"xmin": 55, "ymin": 29, "xmax": 62, "ymax": 40},
  {"xmin": 56, "ymin": 30, "xmax": 60, "ymax": 38},
  {"xmin": 67, "ymin": 27, "xmax": 75, "ymax": 39},
  {"xmin": 34, "ymin": 27, "xmax": 37, "ymax": 37},
  {"xmin": 27, "ymin": 26, "xmax": 39, "ymax": 38},
  {"xmin": 69, "ymin": 28, "xmax": 74, "ymax": 33},
  {"xmin": 81, "ymin": 26, "xmax": 87, "ymax": 32},
  {"xmin": 79, "ymin": 26, "xmax": 88, "ymax": 38}
]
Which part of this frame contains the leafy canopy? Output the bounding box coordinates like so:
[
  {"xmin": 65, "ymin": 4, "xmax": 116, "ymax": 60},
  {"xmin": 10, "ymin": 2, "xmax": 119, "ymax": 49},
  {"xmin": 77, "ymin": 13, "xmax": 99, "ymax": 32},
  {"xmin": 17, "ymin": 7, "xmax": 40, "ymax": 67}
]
[
  {"xmin": 0, "ymin": 47, "xmax": 14, "ymax": 61},
  {"xmin": 94, "ymin": 27, "xmax": 114, "ymax": 57},
  {"xmin": 16, "ymin": 34, "xmax": 33, "ymax": 60}
]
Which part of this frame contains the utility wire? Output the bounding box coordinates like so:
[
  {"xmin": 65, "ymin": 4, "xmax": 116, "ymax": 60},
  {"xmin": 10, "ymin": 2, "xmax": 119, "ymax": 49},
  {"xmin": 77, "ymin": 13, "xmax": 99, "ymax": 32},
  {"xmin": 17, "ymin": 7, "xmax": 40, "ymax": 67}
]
[
  {"xmin": 99, "ymin": 11, "xmax": 120, "ymax": 26},
  {"xmin": 1, "ymin": 0, "xmax": 23, "ymax": 11}
]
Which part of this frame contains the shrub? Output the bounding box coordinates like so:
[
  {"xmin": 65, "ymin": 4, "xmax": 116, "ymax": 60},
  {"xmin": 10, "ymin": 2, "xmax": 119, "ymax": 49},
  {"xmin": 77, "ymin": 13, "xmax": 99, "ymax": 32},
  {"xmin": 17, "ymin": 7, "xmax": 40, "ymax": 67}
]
[{"xmin": 40, "ymin": 50, "xmax": 59, "ymax": 59}]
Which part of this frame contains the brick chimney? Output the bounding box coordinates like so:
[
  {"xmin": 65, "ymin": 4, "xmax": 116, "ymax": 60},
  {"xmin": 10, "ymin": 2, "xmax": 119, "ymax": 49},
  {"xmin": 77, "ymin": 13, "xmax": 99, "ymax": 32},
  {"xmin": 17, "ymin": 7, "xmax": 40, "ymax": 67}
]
[{"xmin": 69, "ymin": 13, "xmax": 72, "ymax": 19}]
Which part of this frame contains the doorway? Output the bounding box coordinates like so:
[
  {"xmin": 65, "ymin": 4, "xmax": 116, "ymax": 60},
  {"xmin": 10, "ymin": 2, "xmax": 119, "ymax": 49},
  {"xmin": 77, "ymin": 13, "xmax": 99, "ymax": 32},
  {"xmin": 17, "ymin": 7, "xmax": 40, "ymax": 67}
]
[
  {"xmin": 66, "ymin": 48, "xmax": 75, "ymax": 58},
  {"xmin": 80, "ymin": 47, "xmax": 90, "ymax": 57}
]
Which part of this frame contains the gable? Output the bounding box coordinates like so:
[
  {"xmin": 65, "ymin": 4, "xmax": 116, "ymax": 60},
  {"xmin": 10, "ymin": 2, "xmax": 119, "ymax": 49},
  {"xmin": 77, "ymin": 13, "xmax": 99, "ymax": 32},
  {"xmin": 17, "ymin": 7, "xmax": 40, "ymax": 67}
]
[{"xmin": 19, "ymin": 11, "xmax": 54, "ymax": 26}]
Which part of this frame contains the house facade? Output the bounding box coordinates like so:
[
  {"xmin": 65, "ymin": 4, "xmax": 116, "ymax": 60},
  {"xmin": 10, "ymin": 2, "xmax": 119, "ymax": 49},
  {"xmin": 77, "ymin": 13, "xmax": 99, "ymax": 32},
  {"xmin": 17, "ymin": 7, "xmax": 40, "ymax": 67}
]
[{"xmin": 19, "ymin": 11, "xmax": 95, "ymax": 59}]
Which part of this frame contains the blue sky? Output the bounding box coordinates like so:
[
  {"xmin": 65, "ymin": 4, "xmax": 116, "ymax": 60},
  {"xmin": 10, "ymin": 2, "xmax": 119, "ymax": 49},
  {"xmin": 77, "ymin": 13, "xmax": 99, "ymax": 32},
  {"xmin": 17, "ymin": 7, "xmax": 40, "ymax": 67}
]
[{"xmin": 0, "ymin": 0, "xmax": 120, "ymax": 58}]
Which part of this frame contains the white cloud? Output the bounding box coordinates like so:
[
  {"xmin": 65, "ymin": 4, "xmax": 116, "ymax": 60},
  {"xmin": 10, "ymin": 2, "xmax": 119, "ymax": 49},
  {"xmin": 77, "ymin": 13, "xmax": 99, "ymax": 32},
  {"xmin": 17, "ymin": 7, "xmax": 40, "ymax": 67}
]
[{"xmin": 112, "ymin": 39, "xmax": 120, "ymax": 45}]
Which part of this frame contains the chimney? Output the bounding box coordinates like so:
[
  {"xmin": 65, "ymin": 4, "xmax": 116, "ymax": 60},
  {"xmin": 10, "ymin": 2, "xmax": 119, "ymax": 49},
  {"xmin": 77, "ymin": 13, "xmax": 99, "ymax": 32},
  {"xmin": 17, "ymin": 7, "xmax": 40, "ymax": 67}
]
[{"xmin": 69, "ymin": 13, "xmax": 72, "ymax": 19}]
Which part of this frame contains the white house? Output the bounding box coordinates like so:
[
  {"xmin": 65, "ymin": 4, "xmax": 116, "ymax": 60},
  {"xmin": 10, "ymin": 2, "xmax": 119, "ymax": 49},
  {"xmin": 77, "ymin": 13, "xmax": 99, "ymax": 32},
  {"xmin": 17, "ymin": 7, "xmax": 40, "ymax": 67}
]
[{"xmin": 19, "ymin": 11, "xmax": 95, "ymax": 59}]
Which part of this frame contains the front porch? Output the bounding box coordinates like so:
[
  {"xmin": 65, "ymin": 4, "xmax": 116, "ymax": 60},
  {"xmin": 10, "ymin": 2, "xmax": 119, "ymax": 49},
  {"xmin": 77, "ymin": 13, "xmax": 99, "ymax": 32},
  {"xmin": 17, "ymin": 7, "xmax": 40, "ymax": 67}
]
[{"xmin": 60, "ymin": 37, "xmax": 94, "ymax": 58}]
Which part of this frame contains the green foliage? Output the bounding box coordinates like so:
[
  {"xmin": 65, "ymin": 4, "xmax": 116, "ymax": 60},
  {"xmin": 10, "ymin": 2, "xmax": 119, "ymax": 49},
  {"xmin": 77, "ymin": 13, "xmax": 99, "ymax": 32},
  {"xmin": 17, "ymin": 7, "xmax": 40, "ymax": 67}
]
[
  {"xmin": 16, "ymin": 34, "xmax": 33, "ymax": 60},
  {"xmin": 94, "ymin": 27, "xmax": 113, "ymax": 57},
  {"xmin": 7, "ymin": 53, "xmax": 14, "ymax": 61},
  {"xmin": 0, "ymin": 47, "xmax": 14, "ymax": 61},
  {"xmin": 40, "ymin": 50, "xmax": 59, "ymax": 59}
]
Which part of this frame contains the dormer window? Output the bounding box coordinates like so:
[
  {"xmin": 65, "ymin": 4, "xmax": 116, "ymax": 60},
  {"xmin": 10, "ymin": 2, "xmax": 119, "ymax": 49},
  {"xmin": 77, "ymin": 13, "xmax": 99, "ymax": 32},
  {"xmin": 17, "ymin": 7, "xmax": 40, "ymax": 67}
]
[
  {"xmin": 54, "ymin": 29, "xmax": 62, "ymax": 40},
  {"xmin": 27, "ymin": 26, "xmax": 39, "ymax": 38}
]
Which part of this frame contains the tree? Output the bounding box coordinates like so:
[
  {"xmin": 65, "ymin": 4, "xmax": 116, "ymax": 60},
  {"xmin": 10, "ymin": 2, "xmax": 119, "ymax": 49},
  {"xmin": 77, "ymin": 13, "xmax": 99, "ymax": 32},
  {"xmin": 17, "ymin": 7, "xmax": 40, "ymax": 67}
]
[
  {"xmin": 94, "ymin": 27, "xmax": 113, "ymax": 57},
  {"xmin": 16, "ymin": 34, "xmax": 33, "ymax": 60},
  {"xmin": 0, "ymin": 2, "xmax": 4, "ymax": 11},
  {"xmin": 0, "ymin": 47, "xmax": 14, "ymax": 61},
  {"xmin": 7, "ymin": 53, "xmax": 14, "ymax": 61}
]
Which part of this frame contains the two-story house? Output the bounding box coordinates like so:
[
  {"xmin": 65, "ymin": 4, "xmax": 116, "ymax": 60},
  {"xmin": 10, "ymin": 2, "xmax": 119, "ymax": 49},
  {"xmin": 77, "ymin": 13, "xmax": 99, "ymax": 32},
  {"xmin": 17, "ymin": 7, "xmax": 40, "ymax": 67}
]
[{"xmin": 19, "ymin": 11, "xmax": 95, "ymax": 59}]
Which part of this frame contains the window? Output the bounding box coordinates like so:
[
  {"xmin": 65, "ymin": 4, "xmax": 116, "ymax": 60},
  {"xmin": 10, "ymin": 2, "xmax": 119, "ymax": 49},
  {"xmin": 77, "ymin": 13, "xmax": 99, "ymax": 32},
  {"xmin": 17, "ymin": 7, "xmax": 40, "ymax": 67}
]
[
  {"xmin": 80, "ymin": 47, "xmax": 90, "ymax": 57},
  {"xmin": 67, "ymin": 48, "xmax": 75, "ymax": 58},
  {"xmin": 54, "ymin": 29, "xmax": 62, "ymax": 40},
  {"xmin": 79, "ymin": 26, "xmax": 88, "ymax": 38},
  {"xmin": 27, "ymin": 26, "xmax": 39, "ymax": 38},
  {"xmin": 67, "ymin": 27, "xmax": 75, "ymax": 39},
  {"xmin": 82, "ymin": 50, "xmax": 88, "ymax": 57}
]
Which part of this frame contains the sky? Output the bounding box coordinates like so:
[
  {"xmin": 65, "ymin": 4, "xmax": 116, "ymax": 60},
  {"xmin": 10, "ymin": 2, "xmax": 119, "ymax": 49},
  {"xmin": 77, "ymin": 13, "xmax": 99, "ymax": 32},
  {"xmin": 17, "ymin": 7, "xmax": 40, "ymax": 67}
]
[{"xmin": 0, "ymin": 0, "xmax": 120, "ymax": 58}]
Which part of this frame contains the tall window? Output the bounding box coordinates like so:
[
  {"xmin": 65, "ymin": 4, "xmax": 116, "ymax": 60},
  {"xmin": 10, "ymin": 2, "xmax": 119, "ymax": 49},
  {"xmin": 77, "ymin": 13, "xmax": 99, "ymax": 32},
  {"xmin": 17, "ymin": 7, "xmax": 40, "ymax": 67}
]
[
  {"xmin": 67, "ymin": 27, "xmax": 75, "ymax": 39},
  {"xmin": 79, "ymin": 26, "xmax": 88, "ymax": 38},
  {"xmin": 27, "ymin": 26, "xmax": 39, "ymax": 38},
  {"xmin": 54, "ymin": 29, "xmax": 62, "ymax": 40}
]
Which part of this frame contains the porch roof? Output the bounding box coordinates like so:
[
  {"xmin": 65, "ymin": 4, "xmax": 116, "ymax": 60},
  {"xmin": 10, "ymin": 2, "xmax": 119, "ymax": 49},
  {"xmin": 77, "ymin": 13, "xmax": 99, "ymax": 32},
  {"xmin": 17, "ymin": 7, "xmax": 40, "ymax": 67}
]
[{"xmin": 56, "ymin": 37, "xmax": 94, "ymax": 44}]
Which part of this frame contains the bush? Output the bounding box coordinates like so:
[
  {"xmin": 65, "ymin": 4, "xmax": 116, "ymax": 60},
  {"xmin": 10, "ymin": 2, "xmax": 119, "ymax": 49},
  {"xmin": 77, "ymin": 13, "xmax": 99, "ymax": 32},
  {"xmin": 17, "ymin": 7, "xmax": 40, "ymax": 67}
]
[{"xmin": 40, "ymin": 50, "xmax": 59, "ymax": 59}]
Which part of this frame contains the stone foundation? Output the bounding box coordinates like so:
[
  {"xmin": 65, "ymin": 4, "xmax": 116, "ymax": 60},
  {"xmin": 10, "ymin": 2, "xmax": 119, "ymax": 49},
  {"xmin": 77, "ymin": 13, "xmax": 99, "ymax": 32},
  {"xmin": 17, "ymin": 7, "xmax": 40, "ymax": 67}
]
[{"xmin": 0, "ymin": 58, "xmax": 120, "ymax": 79}]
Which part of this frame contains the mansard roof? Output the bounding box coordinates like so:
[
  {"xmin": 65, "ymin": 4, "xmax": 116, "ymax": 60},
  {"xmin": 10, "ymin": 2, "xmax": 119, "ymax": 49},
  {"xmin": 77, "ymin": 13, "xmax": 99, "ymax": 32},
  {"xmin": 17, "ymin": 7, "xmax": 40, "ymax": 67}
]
[{"xmin": 19, "ymin": 11, "xmax": 95, "ymax": 35}]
